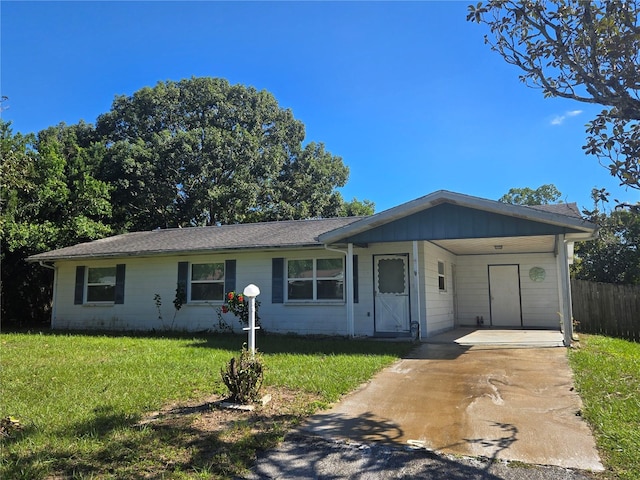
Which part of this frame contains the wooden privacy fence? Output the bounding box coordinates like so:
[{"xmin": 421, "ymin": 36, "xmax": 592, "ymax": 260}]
[{"xmin": 571, "ymin": 279, "xmax": 640, "ymax": 342}]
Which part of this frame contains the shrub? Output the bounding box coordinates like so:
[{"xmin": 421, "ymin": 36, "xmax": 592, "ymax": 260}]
[
  {"xmin": 220, "ymin": 345, "xmax": 265, "ymax": 404},
  {"xmin": 220, "ymin": 291, "xmax": 260, "ymax": 326}
]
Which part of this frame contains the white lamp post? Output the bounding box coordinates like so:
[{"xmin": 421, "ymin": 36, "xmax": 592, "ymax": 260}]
[{"xmin": 242, "ymin": 284, "xmax": 260, "ymax": 355}]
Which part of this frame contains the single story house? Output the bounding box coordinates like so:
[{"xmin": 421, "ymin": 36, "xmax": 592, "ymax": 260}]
[{"xmin": 28, "ymin": 190, "xmax": 597, "ymax": 345}]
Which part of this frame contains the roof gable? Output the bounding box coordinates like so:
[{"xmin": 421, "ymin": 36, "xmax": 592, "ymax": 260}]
[
  {"xmin": 318, "ymin": 190, "xmax": 596, "ymax": 244},
  {"xmin": 327, "ymin": 202, "xmax": 588, "ymax": 244}
]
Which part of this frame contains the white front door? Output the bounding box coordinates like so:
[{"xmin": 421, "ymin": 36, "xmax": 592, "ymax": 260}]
[
  {"xmin": 489, "ymin": 264, "xmax": 522, "ymax": 327},
  {"xmin": 374, "ymin": 254, "xmax": 410, "ymax": 334}
]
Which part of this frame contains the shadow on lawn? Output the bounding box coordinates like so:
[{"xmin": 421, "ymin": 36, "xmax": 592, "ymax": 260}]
[
  {"xmin": 189, "ymin": 332, "xmax": 415, "ymax": 357},
  {"xmin": 4, "ymin": 405, "xmax": 511, "ymax": 480},
  {"xmin": 8, "ymin": 328, "xmax": 414, "ymax": 357},
  {"xmin": 2, "ymin": 403, "xmax": 305, "ymax": 479}
]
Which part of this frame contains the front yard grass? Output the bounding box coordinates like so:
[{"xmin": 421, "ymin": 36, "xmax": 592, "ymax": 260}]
[
  {"xmin": 0, "ymin": 331, "xmax": 413, "ymax": 479},
  {"xmin": 568, "ymin": 334, "xmax": 640, "ymax": 480}
]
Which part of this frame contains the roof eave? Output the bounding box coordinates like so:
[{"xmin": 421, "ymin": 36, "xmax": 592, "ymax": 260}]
[{"xmin": 26, "ymin": 242, "xmax": 327, "ymax": 263}]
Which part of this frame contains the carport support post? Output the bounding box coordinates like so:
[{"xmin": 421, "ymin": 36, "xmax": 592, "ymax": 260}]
[
  {"xmin": 412, "ymin": 241, "xmax": 423, "ymax": 340},
  {"xmin": 346, "ymin": 243, "xmax": 354, "ymax": 337},
  {"xmin": 557, "ymin": 235, "xmax": 573, "ymax": 347}
]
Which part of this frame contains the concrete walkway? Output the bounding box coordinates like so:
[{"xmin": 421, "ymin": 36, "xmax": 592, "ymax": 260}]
[{"xmin": 300, "ymin": 342, "xmax": 603, "ymax": 472}]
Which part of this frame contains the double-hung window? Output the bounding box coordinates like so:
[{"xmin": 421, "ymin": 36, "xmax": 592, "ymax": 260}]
[
  {"xmin": 87, "ymin": 267, "xmax": 117, "ymax": 302},
  {"xmin": 287, "ymin": 258, "xmax": 344, "ymax": 301},
  {"xmin": 74, "ymin": 264, "xmax": 125, "ymax": 305},
  {"xmin": 190, "ymin": 262, "xmax": 225, "ymax": 301}
]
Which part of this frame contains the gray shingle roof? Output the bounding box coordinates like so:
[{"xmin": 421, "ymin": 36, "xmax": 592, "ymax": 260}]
[
  {"xmin": 28, "ymin": 191, "xmax": 595, "ymax": 263},
  {"xmin": 28, "ymin": 217, "xmax": 363, "ymax": 262},
  {"xmin": 524, "ymin": 202, "xmax": 583, "ymax": 218}
]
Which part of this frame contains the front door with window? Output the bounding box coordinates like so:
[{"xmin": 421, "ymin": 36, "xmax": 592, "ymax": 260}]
[{"xmin": 374, "ymin": 254, "xmax": 410, "ymax": 335}]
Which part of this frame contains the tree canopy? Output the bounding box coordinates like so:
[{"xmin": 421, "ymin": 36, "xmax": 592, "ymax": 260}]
[
  {"xmin": 96, "ymin": 77, "xmax": 364, "ymax": 230},
  {"xmin": 468, "ymin": 1, "xmax": 640, "ymax": 190},
  {"xmin": 499, "ymin": 184, "xmax": 562, "ymax": 205},
  {"xmin": 1, "ymin": 120, "xmax": 113, "ymax": 324},
  {"xmin": 573, "ymin": 189, "xmax": 640, "ymax": 284}
]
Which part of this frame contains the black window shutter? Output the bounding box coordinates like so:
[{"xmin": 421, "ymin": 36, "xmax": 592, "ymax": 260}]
[
  {"xmin": 272, "ymin": 258, "xmax": 284, "ymax": 303},
  {"xmin": 114, "ymin": 264, "xmax": 126, "ymax": 304},
  {"xmin": 177, "ymin": 261, "xmax": 189, "ymax": 300},
  {"xmin": 352, "ymin": 255, "xmax": 359, "ymax": 303},
  {"xmin": 225, "ymin": 259, "xmax": 236, "ymax": 294},
  {"xmin": 74, "ymin": 266, "xmax": 85, "ymax": 305}
]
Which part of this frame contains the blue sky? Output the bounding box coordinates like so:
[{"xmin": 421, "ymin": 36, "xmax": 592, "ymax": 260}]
[{"xmin": 2, "ymin": 1, "xmax": 637, "ymax": 213}]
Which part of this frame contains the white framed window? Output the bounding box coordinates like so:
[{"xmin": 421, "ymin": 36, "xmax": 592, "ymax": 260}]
[
  {"xmin": 86, "ymin": 267, "xmax": 116, "ymax": 302},
  {"xmin": 437, "ymin": 260, "xmax": 446, "ymax": 292},
  {"xmin": 190, "ymin": 262, "xmax": 225, "ymax": 301},
  {"xmin": 287, "ymin": 258, "xmax": 344, "ymax": 301}
]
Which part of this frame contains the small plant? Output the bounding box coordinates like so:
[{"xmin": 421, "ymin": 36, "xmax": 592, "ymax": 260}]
[
  {"xmin": 173, "ymin": 283, "xmax": 186, "ymax": 311},
  {"xmin": 153, "ymin": 284, "xmax": 186, "ymax": 330},
  {"xmin": 214, "ymin": 308, "xmax": 234, "ymax": 333},
  {"xmin": 220, "ymin": 345, "xmax": 265, "ymax": 404},
  {"xmin": 153, "ymin": 294, "xmax": 163, "ymax": 321},
  {"xmin": 220, "ymin": 291, "xmax": 260, "ymax": 326}
]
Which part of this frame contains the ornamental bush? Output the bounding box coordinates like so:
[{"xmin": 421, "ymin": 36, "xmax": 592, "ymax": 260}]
[
  {"xmin": 220, "ymin": 345, "xmax": 265, "ymax": 404},
  {"xmin": 220, "ymin": 291, "xmax": 260, "ymax": 326}
]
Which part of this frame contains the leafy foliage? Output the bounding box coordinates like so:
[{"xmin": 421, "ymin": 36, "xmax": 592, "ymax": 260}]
[
  {"xmin": 220, "ymin": 346, "xmax": 265, "ymax": 404},
  {"xmin": 220, "ymin": 291, "xmax": 260, "ymax": 327},
  {"xmin": 96, "ymin": 77, "xmax": 356, "ymax": 230},
  {"xmin": 0, "ymin": 120, "xmax": 112, "ymax": 325},
  {"xmin": 573, "ymin": 189, "xmax": 640, "ymax": 284},
  {"xmin": 499, "ymin": 184, "xmax": 562, "ymax": 205},
  {"xmin": 340, "ymin": 197, "xmax": 376, "ymax": 216},
  {"xmin": 468, "ymin": 1, "xmax": 640, "ymax": 189}
]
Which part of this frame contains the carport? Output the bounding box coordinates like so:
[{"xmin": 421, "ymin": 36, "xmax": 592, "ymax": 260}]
[{"xmin": 319, "ymin": 191, "xmax": 598, "ymax": 345}]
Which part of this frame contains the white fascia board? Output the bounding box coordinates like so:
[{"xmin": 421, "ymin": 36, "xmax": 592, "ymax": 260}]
[
  {"xmin": 565, "ymin": 231, "xmax": 599, "ymax": 242},
  {"xmin": 26, "ymin": 243, "xmax": 324, "ymax": 263}
]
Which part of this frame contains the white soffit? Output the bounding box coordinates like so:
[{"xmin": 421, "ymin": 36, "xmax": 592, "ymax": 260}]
[{"xmin": 431, "ymin": 235, "xmax": 557, "ymax": 255}]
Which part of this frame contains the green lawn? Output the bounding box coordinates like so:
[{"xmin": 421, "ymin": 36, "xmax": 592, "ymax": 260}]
[
  {"xmin": 6, "ymin": 331, "xmax": 636, "ymax": 479},
  {"xmin": 568, "ymin": 335, "xmax": 640, "ymax": 480},
  {"xmin": 0, "ymin": 331, "xmax": 412, "ymax": 479}
]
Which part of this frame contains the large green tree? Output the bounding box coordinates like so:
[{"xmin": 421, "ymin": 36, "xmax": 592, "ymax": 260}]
[
  {"xmin": 468, "ymin": 1, "xmax": 640, "ymax": 190},
  {"xmin": 1, "ymin": 120, "xmax": 112, "ymax": 324},
  {"xmin": 96, "ymin": 77, "xmax": 363, "ymax": 230}
]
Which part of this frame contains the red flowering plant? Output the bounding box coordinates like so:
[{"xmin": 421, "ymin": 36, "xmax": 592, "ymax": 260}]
[{"xmin": 219, "ymin": 291, "xmax": 260, "ymax": 327}]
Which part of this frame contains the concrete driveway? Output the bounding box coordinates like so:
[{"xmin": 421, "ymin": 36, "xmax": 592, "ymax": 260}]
[{"xmin": 300, "ymin": 340, "xmax": 603, "ymax": 472}]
